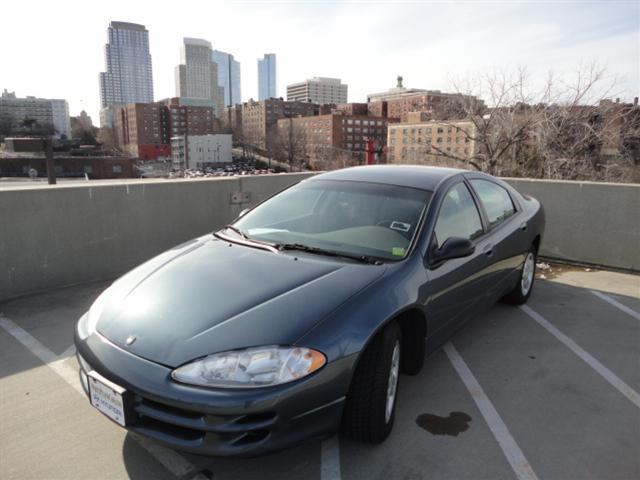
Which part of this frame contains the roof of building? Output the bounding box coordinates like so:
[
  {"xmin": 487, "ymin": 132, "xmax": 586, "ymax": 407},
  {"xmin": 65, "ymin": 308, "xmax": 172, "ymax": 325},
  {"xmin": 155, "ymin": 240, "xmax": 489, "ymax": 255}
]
[{"xmin": 311, "ymin": 165, "xmax": 467, "ymax": 191}]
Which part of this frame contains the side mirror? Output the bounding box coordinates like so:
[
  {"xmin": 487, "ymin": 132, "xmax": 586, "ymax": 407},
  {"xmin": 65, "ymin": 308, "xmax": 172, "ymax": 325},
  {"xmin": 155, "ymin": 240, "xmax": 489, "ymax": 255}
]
[
  {"xmin": 238, "ymin": 208, "xmax": 250, "ymax": 218},
  {"xmin": 430, "ymin": 236, "xmax": 475, "ymax": 267}
]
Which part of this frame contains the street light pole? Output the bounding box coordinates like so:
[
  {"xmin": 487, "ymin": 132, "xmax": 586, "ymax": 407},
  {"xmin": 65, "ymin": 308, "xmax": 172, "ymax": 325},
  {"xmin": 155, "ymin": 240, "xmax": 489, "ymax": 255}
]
[{"xmin": 43, "ymin": 137, "xmax": 56, "ymax": 185}]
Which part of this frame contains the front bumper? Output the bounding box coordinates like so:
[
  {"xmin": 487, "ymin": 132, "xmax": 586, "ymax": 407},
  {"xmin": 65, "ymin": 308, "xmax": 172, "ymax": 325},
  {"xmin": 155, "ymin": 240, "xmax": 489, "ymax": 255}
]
[{"xmin": 75, "ymin": 329, "xmax": 354, "ymax": 457}]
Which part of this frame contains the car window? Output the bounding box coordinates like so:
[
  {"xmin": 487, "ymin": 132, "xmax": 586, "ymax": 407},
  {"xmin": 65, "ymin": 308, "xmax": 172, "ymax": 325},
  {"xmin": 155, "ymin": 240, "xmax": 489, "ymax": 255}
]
[
  {"xmin": 470, "ymin": 179, "xmax": 516, "ymax": 228},
  {"xmin": 234, "ymin": 179, "xmax": 432, "ymax": 261},
  {"xmin": 434, "ymin": 182, "xmax": 483, "ymax": 247}
]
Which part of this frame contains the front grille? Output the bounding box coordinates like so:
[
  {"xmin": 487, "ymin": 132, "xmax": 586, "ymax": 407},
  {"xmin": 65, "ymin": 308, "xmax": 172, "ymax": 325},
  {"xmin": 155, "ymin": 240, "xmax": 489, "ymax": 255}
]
[{"xmin": 130, "ymin": 394, "xmax": 276, "ymax": 448}]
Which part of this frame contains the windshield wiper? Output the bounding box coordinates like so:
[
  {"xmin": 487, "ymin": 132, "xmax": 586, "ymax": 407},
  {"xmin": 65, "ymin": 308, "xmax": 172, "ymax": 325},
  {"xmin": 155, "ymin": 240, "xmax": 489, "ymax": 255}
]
[
  {"xmin": 214, "ymin": 226, "xmax": 279, "ymax": 253},
  {"xmin": 222, "ymin": 224, "xmax": 248, "ymax": 239},
  {"xmin": 276, "ymin": 243, "xmax": 383, "ymax": 265}
]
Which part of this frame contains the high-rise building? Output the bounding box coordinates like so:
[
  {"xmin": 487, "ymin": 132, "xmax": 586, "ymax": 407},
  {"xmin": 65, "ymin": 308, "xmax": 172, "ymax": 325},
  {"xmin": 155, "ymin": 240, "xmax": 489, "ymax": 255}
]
[
  {"xmin": 287, "ymin": 77, "xmax": 348, "ymax": 105},
  {"xmin": 257, "ymin": 54, "xmax": 276, "ymax": 100},
  {"xmin": 0, "ymin": 89, "xmax": 71, "ymax": 138},
  {"xmin": 212, "ymin": 50, "xmax": 241, "ymax": 107},
  {"xmin": 175, "ymin": 38, "xmax": 224, "ymax": 117},
  {"xmin": 99, "ymin": 21, "xmax": 154, "ymax": 126}
]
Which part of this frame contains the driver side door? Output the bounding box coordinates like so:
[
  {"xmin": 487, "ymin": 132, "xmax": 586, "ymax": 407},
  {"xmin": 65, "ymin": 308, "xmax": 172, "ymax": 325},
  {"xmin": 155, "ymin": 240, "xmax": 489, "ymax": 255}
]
[{"xmin": 424, "ymin": 181, "xmax": 495, "ymax": 340}]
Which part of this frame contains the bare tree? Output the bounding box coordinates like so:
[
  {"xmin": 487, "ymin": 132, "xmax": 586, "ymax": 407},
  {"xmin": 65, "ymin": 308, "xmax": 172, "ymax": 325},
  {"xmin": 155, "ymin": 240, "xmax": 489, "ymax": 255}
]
[
  {"xmin": 428, "ymin": 64, "xmax": 639, "ymax": 182},
  {"xmin": 270, "ymin": 119, "xmax": 308, "ymax": 171}
]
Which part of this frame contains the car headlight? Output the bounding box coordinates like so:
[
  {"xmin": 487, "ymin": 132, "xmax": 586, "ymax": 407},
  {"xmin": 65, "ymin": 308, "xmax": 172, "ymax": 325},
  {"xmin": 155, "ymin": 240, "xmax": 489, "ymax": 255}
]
[
  {"xmin": 77, "ymin": 290, "xmax": 109, "ymax": 340},
  {"xmin": 171, "ymin": 346, "xmax": 326, "ymax": 388}
]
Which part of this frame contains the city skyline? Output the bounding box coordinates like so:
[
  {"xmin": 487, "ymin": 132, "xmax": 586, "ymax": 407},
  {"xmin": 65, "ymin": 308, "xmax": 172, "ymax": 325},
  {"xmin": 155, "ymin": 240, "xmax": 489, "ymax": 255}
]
[{"xmin": 1, "ymin": 0, "xmax": 638, "ymax": 122}]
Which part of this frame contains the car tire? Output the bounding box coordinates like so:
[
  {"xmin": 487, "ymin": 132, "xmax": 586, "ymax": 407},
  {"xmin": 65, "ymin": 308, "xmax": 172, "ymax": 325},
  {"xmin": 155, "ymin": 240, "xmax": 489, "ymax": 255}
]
[
  {"xmin": 342, "ymin": 321, "xmax": 402, "ymax": 444},
  {"xmin": 502, "ymin": 247, "xmax": 537, "ymax": 305},
  {"xmin": 401, "ymin": 331, "xmax": 425, "ymax": 376}
]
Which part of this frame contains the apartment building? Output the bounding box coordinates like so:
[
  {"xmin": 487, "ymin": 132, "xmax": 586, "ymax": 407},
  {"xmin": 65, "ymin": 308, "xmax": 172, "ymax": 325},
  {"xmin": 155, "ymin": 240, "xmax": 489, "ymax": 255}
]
[
  {"xmin": 276, "ymin": 112, "xmax": 391, "ymax": 165},
  {"xmin": 367, "ymin": 77, "xmax": 480, "ymax": 122},
  {"xmin": 99, "ymin": 22, "xmax": 154, "ymax": 126},
  {"xmin": 241, "ymin": 98, "xmax": 318, "ymax": 150},
  {"xmin": 286, "ymin": 77, "xmax": 348, "ymax": 105},
  {"xmin": 113, "ymin": 98, "xmax": 217, "ymax": 160},
  {"xmin": 0, "ymin": 90, "xmax": 71, "ymax": 138},
  {"xmin": 387, "ymin": 120, "xmax": 477, "ymax": 166}
]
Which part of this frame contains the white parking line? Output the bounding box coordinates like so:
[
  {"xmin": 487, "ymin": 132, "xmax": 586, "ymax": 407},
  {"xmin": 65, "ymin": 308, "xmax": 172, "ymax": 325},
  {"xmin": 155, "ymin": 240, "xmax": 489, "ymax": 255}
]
[
  {"xmin": 320, "ymin": 436, "xmax": 341, "ymax": 480},
  {"xmin": 591, "ymin": 290, "xmax": 640, "ymax": 322},
  {"xmin": 444, "ymin": 342, "xmax": 539, "ymax": 480},
  {"xmin": 0, "ymin": 314, "xmax": 207, "ymax": 480},
  {"xmin": 519, "ymin": 305, "xmax": 640, "ymax": 409}
]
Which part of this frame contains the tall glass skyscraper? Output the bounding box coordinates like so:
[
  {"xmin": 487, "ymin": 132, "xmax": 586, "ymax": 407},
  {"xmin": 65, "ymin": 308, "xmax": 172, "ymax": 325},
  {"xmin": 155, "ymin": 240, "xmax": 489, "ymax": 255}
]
[
  {"xmin": 99, "ymin": 22, "xmax": 154, "ymax": 109},
  {"xmin": 212, "ymin": 50, "xmax": 242, "ymax": 107},
  {"xmin": 258, "ymin": 53, "xmax": 276, "ymax": 100}
]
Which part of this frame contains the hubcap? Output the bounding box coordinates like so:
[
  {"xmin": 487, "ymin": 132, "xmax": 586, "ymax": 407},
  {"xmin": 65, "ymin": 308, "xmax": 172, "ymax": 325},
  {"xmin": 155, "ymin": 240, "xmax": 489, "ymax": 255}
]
[
  {"xmin": 385, "ymin": 341, "xmax": 401, "ymax": 423},
  {"xmin": 521, "ymin": 252, "xmax": 535, "ymax": 295}
]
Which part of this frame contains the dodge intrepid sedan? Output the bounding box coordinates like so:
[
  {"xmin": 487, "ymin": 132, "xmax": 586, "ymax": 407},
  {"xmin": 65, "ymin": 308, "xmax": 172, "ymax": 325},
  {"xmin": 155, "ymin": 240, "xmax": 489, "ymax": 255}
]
[{"xmin": 75, "ymin": 165, "xmax": 544, "ymax": 456}]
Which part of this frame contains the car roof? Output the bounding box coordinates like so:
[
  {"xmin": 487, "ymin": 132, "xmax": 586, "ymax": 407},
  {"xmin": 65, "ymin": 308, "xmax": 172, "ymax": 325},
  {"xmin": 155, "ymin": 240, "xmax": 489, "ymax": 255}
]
[{"xmin": 310, "ymin": 165, "xmax": 467, "ymax": 191}]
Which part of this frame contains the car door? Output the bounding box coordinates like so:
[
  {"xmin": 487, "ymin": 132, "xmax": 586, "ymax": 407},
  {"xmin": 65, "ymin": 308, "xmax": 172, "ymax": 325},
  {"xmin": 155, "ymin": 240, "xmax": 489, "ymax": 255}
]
[
  {"xmin": 468, "ymin": 177, "xmax": 526, "ymax": 302},
  {"xmin": 424, "ymin": 180, "xmax": 495, "ymax": 339}
]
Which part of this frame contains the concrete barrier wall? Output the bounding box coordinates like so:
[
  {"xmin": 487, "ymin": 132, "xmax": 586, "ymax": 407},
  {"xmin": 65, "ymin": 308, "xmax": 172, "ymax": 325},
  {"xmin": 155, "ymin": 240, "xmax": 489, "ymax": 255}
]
[
  {"xmin": 0, "ymin": 173, "xmax": 315, "ymax": 301},
  {"xmin": 1, "ymin": 174, "xmax": 638, "ymax": 301},
  {"xmin": 504, "ymin": 178, "xmax": 640, "ymax": 272}
]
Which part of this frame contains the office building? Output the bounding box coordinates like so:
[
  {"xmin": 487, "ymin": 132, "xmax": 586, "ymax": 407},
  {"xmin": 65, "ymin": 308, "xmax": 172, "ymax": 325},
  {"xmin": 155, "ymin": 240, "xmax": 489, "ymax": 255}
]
[
  {"xmin": 287, "ymin": 77, "xmax": 348, "ymax": 105},
  {"xmin": 99, "ymin": 21, "xmax": 154, "ymax": 126},
  {"xmin": 175, "ymin": 38, "xmax": 224, "ymax": 117},
  {"xmin": 212, "ymin": 50, "xmax": 241, "ymax": 107},
  {"xmin": 171, "ymin": 134, "xmax": 232, "ymax": 170},
  {"xmin": 258, "ymin": 53, "xmax": 276, "ymax": 100}
]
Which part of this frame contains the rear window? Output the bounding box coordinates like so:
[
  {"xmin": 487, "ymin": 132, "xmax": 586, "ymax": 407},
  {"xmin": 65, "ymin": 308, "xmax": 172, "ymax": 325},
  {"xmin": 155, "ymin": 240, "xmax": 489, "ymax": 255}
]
[{"xmin": 470, "ymin": 179, "xmax": 516, "ymax": 228}]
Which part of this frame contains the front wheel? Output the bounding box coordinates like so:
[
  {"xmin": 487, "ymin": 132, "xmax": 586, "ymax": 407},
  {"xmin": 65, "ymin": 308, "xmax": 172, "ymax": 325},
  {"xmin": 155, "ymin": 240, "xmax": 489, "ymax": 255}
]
[
  {"xmin": 342, "ymin": 322, "xmax": 401, "ymax": 444},
  {"xmin": 502, "ymin": 248, "xmax": 536, "ymax": 305}
]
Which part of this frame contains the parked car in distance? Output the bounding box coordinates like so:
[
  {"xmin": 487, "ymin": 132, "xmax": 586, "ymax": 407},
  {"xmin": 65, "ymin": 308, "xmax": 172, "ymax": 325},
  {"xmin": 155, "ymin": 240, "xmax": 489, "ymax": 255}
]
[{"xmin": 74, "ymin": 165, "xmax": 545, "ymax": 456}]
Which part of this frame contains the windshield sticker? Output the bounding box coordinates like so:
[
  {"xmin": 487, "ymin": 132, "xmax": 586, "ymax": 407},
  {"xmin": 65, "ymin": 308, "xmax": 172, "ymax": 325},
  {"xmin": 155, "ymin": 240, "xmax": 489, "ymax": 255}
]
[
  {"xmin": 392, "ymin": 247, "xmax": 406, "ymax": 257},
  {"xmin": 390, "ymin": 221, "xmax": 411, "ymax": 232}
]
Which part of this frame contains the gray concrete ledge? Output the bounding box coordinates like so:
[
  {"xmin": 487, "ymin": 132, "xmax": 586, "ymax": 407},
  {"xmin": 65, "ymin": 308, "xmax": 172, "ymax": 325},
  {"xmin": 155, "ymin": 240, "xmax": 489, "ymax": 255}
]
[{"xmin": 1, "ymin": 173, "xmax": 638, "ymax": 301}]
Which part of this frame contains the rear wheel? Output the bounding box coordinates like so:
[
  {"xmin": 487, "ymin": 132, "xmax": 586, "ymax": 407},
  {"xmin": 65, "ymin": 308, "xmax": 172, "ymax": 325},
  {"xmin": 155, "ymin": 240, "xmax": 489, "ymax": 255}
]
[
  {"xmin": 503, "ymin": 248, "xmax": 536, "ymax": 305},
  {"xmin": 342, "ymin": 322, "xmax": 401, "ymax": 443}
]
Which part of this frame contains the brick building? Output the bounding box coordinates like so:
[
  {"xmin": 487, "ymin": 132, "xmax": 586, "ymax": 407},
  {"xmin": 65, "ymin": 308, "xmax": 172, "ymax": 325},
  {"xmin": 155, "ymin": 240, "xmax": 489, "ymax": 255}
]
[
  {"xmin": 113, "ymin": 99, "xmax": 217, "ymax": 160},
  {"xmin": 367, "ymin": 77, "xmax": 481, "ymax": 122},
  {"xmin": 277, "ymin": 111, "xmax": 392, "ymax": 166},
  {"xmin": 241, "ymin": 99, "xmax": 319, "ymax": 151},
  {"xmin": 387, "ymin": 120, "xmax": 477, "ymax": 166}
]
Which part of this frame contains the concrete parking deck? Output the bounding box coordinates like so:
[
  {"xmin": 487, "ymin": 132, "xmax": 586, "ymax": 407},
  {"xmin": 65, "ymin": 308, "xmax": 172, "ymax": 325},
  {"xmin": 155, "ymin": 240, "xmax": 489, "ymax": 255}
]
[{"xmin": 1, "ymin": 268, "xmax": 638, "ymax": 480}]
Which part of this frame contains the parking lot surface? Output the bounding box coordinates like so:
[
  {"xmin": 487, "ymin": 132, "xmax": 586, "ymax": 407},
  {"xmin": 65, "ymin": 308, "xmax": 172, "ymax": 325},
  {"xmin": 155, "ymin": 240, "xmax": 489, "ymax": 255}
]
[{"xmin": 1, "ymin": 267, "xmax": 639, "ymax": 480}]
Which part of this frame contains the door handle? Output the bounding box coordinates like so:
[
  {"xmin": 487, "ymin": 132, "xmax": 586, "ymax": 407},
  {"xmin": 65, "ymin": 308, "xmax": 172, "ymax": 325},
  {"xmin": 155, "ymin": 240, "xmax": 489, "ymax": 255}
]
[
  {"xmin": 483, "ymin": 244, "xmax": 494, "ymax": 257},
  {"xmin": 519, "ymin": 222, "xmax": 528, "ymax": 231}
]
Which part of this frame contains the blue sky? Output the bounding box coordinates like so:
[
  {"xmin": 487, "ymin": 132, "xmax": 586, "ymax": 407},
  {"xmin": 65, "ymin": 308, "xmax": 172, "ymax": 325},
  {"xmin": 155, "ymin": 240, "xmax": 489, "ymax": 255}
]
[{"xmin": 1, "ymin": 0, "xmax": 637, "ymax": 122}]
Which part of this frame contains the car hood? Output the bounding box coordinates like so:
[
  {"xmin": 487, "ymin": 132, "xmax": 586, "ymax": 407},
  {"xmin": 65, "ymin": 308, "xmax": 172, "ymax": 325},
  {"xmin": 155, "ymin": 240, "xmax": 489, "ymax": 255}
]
[{"xmin": 95, "ymin": 236, "xmax": 386, "ymax": 367}]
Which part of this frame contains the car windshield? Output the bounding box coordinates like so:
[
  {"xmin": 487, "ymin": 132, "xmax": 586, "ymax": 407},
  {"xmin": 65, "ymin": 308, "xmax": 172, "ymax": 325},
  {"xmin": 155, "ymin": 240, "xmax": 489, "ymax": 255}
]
[{"xmin": 229, "ymin": 179, "xmax": 432, "ymax": 261}]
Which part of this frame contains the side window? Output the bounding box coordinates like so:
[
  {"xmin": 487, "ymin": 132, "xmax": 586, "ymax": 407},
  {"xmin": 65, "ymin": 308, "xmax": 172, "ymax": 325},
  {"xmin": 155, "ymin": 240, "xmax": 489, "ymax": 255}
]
[
  {"xmin": 434, "ymin": 183, "xmax": 483, "ymax": 247},
  {"xmin": 470, "ymin": 179, "xmax": 516, "ymax": 228}
]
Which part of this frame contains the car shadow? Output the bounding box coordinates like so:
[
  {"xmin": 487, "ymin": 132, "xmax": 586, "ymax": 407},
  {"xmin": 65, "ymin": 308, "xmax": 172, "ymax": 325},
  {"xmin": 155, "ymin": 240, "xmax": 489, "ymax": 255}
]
[{"xmin": 122, "ymin": 433, "xmax": 322, "ymax": 480}]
